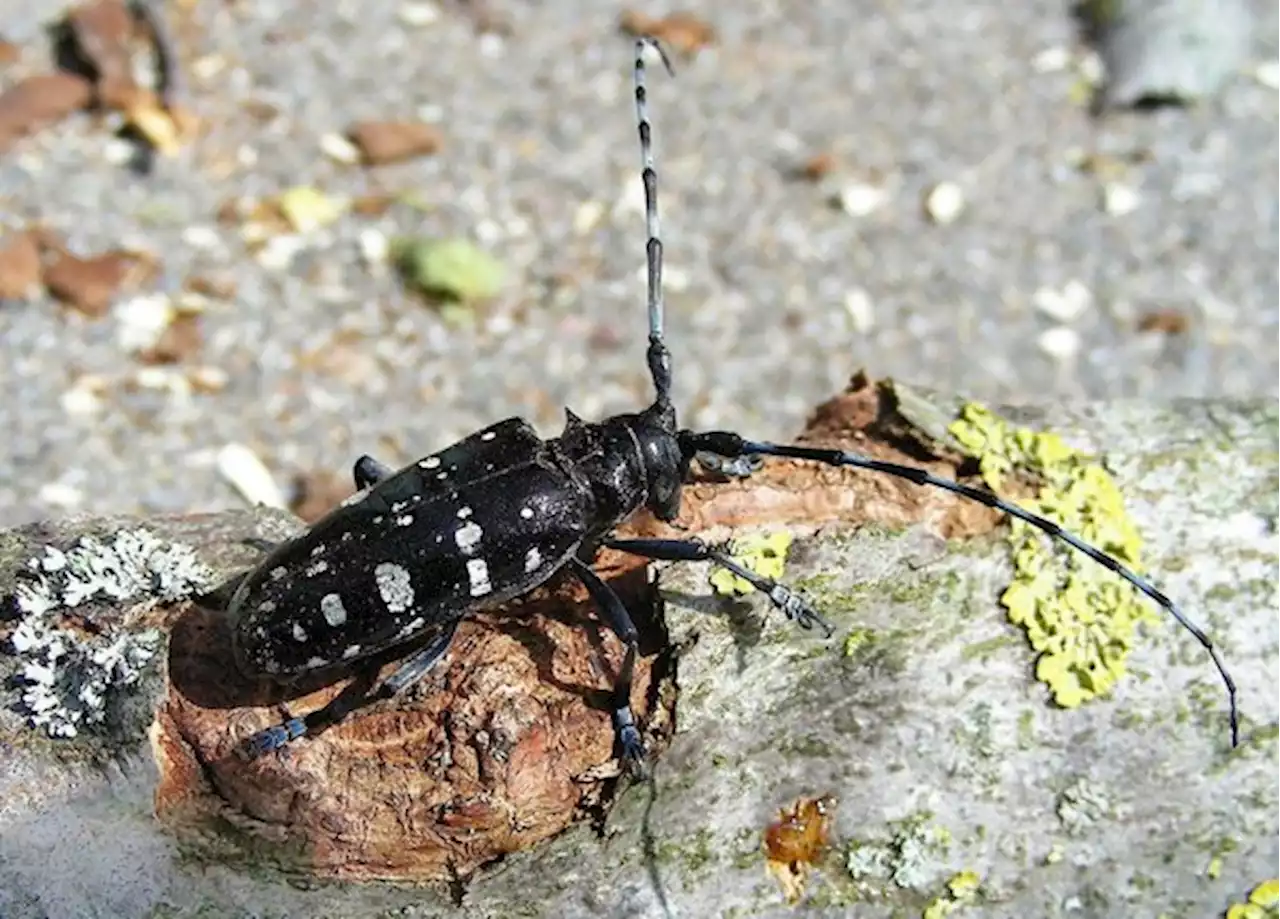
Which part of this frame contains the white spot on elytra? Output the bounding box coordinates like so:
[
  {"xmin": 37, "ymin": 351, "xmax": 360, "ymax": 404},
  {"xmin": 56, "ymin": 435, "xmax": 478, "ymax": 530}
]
[
  {"xmin": 467, "ymin": 559, "xmax": 491, "ymax": 596},
  {"xmin": 520, "ymin": 506, "xmax": 534, "ymax": 519},
  {"xmin": 310, "ymin": 544, "xmax": 326, "ymax": 557},
  {"xmin": 455, "ymin": 520, "xmax": 483, "ymax": 555},
  {"xmin": 457, "ymin": 507, "xmax": 472, "ymax": 519},
  {"xmin": 375, "ymin": 562, "xmax": 415, "ymax": 613},
  {"xmin": 257, "ymin": 600, "xmax": 277, "ymax": 614},
  {"xmin": 437, "ymin": 471, "xmax": 448, "ymax": 480},
  {"xmin": 480, "ymin": 430, "xmax": 496, "ymax": 441},
  {"xmin": 397, "ymin": 616, "xmax": 425, "ymax": 638},
  {"xmin": 292, "ymin": 623, "xmax": 307, "ymax": 642},
  {"xmin": 397, "ymin": 514, "xmax": 414, "ymax": 526},
  {"xmin": 306, "ymin": 656, "xmax": 328, "ymax": 669},
  {"xmin": 305, "ymin": 560, "xmax": 329, "ymax": 577},
  {"xmin": 321, "ymin": 593, "xmax": 347, "ymax": 626},
  {"xmin": 419, "ymin": 455, "xmax": 441, "ymax": 469},
  {"xmin": 343, "ymin": 644, "xmax": 362, "ymax": 659},
  {"xmin": 524, "ymin": 547, "xmax": 542, "ymax": 573},
  {"xmin": 270, "ymin": 566, "xmax": 287, "ymax": 581}
]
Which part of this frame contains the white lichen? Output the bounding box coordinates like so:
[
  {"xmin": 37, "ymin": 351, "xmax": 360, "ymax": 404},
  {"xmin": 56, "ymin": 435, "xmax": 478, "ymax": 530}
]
[
  {"xmin": 1056, "ymin": 777, "xmax": 1113, "ymax": 836},
  {"xmin": 845, "ymin": 816, "xmax": 954, "ymax": 892},
  {"xmin": 7, "ymin": 528, "xmax": 213, "ymax": 739}
]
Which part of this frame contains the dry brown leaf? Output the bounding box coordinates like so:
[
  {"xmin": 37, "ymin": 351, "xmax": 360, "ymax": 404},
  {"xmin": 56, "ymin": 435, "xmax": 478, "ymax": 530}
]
[
  {"xmin": 618, "ymin": 10, "xmax": 716, "ymax": 55},
  {"xmin": 346, "ymin": 120, "xmax": 443, "ymax": 166},
  {"xmin": 1136, "ymin": 309, "xmax": 1190, "ymax": 335},
  {"xmin": 183, "ymin": 273, "xmax": 236, "ymax": 300},
  {"xmin": 43, "ymin": 249, "xmax": 150, "ymax": 318},
  {"xmin": 0, "ymin": 72, "xmax": 94, "ymax": 150},
  {"xmin": 66, "ymin": 0, "xmax": 138, "ymax": 110},
  {"xmin": 351, "ymin": 193, "xmax": 397, "ymax": 217},
  {"xmin": 0, "ymin": 38, "xmax": 20, "ymax": 66},
  {"xmin": 0, "ymin": 230, "xmax": 42, "ymax": 300},
  {"xmin": 797, "ymin": 152, "xmax": 838, "ymax": 182},
  {"xmin": 138, "ymin": 313, "xmax": 202, "ymax": 364}
]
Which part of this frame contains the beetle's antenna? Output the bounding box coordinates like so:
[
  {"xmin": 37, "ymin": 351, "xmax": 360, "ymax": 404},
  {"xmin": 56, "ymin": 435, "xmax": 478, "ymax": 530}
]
[
  {"xmin": 679, "ymin": 429, "xmax": 1240, "ymax": 748},
  {"xmin": 634, "ymin": 36, "xmax": 675, "ymax": 409}
]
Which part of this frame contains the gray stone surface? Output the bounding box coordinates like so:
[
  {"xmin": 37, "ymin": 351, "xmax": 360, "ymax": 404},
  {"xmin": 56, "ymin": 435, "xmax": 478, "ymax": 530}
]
[
  {"xmin": 0, "ymin": 392, "xmax": 1275, "ymax": 919},
  {"xmin": 0, "ymin": 1, "xmax": 1276, "ymax": 532}
]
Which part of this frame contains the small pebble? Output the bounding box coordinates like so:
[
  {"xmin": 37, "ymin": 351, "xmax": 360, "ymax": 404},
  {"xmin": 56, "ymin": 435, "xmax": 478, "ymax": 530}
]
[
  {"xmin": 1101, "ymin": 182, "xmax": 1140, "ymax": 216},
  {"xmin": 924, "ymin": 182, "xmax": 965, "ymax": 225},
  {"xmin": 115, "ymin": 293, "xmax": 175, "ymax": 352},
  {"xmin": 1032, "ymin": 47, "xmax": 1072, "ymax": 73},
  {"xmin": 217, "ymin": 443, "xmax": 287, "ymax": 509},
  {"xmin": 38, "ymin": 482, "xmax": 84, "ymax": 509},
  {"xmin": 320, "ymin": 132, "xmax": 362, "ymax": 164},
  {"xmin": 574, "ymin": 200, "xmax": 605, "ymax": 235},
  {"xmin": 1032, "ymin": 281, "xmax": 1092, "ymax": 323},
  {"xmin": 397, "ymin": 2, "xmax": 439, "ymax": 26},
  {"xmin": 835, "ymin": 182, "xmax": 888, "ymax": 217},
  {"xmin": 1037, "ymin": 326, "xmax": 1081, "ymax": 361},
  {"xmin": 358, "ymin": 228, "xmax": 390, "ymax": 268},
  {"xmin": 102, "ymin": 138, "xmax": 136, "ymax": 166},
  {"xmin": 843, "ymin": 288, "xmax": 876, "ymax": 333},
  {"xmin": 1255, "ymin": 60, "xmax": 1279, "ymax": 89},
  {"xmin": 256, "ymin": 235, "xmax": 307, "ymax": 271},
  {"xmin": 181, "ymin": 226, "xmax": 222, "ymax": 250}
]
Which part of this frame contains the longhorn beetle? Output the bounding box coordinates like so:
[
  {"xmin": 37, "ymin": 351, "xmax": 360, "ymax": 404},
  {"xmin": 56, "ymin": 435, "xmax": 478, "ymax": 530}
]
[{"xmin": 229, "ymin": 37, "xmax": 1239, "ymax": 775}]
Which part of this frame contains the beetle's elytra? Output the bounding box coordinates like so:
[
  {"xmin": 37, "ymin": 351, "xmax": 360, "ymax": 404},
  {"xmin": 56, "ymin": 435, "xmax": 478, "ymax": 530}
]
[{"xmin": 228, "ymin": 36, "xmax": 1238, "ymax": 774}]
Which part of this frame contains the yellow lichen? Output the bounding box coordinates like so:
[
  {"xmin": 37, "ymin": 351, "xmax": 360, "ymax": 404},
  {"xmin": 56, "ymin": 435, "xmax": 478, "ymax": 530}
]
[
  {"xmin": 1225, "ymin": 879, "xmax": 1280, "ymax": 919},
  {"xmin": 709, "ymin": 531, "xmax": 794, "ymax": 597},
  {"xmin": 922, "ymin": 869, "xmax": 982, "ymax": 918},
  {"xmin": 948, "ymin": 403, "xmax": 1156, "ymax": 710}
]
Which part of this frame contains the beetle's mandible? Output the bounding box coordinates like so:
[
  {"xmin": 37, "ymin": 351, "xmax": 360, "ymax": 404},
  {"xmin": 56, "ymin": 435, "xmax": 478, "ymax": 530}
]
[{"xmin": 228, "ymin": 37, "xmax": 1239, "ymax": 775}]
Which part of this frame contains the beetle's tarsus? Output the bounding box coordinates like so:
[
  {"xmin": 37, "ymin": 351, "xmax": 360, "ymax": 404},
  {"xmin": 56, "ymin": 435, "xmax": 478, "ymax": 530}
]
[{"xmin": 239, "ymin": 716, "xmax": 306, "ymax": 760}]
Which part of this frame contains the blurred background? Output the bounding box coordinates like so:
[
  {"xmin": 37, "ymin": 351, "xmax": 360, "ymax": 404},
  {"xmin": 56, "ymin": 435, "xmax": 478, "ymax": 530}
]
[{"xmin": 0, "ymin": 0, "xmax": 1276, "ymax": 528}]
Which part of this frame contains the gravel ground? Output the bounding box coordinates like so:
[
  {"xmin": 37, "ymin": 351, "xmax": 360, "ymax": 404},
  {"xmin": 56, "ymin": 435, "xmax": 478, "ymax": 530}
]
[{"xmin": 0, "ymin": 0, "xmax": 1276, "ymax": 528}]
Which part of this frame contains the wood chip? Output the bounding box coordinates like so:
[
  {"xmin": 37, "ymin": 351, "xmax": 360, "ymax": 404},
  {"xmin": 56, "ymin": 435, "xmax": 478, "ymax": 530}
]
[
  {"xmin": 346, "ymin": 121, "xmax": 443, "ymax": 166},
  {"xmin": 217, "ymin": 443, "xmax": 286, "ymax": 509},
  {"xmin": 42, "ymin": 249, "xmax": 148, "ymax": 318},
  {"xmin": 618, "ymin": 10, "xmax": 716, "ymax": 55},
  {"xmin": 0, "ymin": 72, "xmax": 94, "ymax": 150},
  {"xmin": 0, "ymin": 230, "xmax": 42, "ymax": 300}
]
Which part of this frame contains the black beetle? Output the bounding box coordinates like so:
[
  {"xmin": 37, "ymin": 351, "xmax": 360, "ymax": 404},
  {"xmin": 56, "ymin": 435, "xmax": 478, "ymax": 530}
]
[{"xmin": 229, "ymin": 37, "xmax": 1238, "ymax": 773}]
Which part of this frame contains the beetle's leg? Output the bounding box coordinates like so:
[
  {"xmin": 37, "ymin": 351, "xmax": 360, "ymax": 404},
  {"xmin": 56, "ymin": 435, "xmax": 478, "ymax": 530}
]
[
  {"xmin": 238, "ymin": 622, "xmax": 459, "ymax": 759},
  {"xmin": 677, "ymin": 430, "xmax": 1239, "ymax": 748},
  {"xmin": 606, "ymin": 537, "xmax": 834, "ymax": 638},
  {"xmin": 376, "ymin": 620, "xmax": 460, "ymax": 698},
  {"xmin": 568, "ymin": 558, "xmax": 647, "ymax": 778},
  {"xmin": 353, "ymin": 455, "xmax": 395, "ymax": 489}
]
